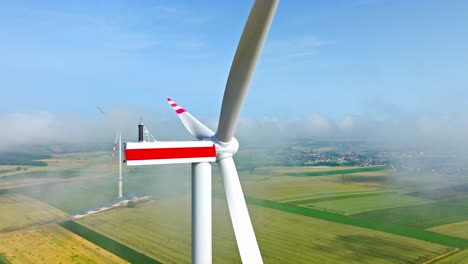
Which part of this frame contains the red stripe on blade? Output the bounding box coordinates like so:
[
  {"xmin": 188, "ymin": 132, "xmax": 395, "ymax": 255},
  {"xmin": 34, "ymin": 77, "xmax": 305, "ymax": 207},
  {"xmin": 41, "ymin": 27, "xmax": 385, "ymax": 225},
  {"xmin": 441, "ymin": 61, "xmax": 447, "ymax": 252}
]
[
  {"xmin": 175, "ymin": 109, "xmax": 186, "ymax": 114},
  {"xmin": 125, "ymin": 146, "xmax": 216, "ymax": 161}
]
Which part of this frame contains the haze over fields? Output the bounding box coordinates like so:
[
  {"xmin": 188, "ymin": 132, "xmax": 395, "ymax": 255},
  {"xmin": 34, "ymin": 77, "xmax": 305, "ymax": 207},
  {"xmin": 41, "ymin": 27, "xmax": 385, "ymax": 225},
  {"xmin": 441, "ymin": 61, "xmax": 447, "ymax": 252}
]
[{"xmin": 2, "ymin": 109, "xmax": 468, "ymax": 155}]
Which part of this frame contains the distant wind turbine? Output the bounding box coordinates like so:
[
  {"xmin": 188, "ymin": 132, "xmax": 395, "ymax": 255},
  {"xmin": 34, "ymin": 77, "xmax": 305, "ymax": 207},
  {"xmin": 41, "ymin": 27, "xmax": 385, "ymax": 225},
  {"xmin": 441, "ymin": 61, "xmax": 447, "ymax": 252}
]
[{"xmin": 97, "ymin": 106, "xmax": 123, "ymax": 200}]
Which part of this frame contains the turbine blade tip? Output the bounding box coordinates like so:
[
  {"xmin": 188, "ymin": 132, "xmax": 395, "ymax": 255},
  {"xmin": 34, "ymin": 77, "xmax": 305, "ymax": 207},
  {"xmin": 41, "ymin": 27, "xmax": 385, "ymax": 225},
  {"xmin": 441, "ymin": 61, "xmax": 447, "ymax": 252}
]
[{"xmin": 167, "ymin": 98, "xmax": 172, "ymax": 101}]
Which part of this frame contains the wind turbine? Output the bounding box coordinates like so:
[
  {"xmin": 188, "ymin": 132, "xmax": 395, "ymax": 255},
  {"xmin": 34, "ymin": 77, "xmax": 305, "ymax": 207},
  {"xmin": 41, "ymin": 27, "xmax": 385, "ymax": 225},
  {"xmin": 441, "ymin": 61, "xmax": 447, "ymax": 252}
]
[
  {"xmin": 124, "ymin": 0, "xmax": 278, "ymax": 263},
  {"xmin": 112, "ymin": 130, "xmax": 123, "ymax": 199},
  {"xmin": 98, "ymin": 107, "xmax": 123, "ymax": 200}
]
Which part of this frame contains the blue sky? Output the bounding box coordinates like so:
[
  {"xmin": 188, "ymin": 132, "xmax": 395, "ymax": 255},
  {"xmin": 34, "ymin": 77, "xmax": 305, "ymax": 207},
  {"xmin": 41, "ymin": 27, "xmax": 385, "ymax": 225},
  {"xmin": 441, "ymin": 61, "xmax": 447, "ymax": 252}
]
[{"xmin": 1, "ymin": 0, "xmax": 468, "ymax": 120}]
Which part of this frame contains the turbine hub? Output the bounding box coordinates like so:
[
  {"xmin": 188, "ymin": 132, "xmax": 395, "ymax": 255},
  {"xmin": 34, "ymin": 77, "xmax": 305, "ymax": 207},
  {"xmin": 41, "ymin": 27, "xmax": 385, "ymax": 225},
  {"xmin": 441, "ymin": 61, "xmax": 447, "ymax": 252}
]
[{"xmin": 211, "ymin": 136, "xmax": 239, "ymax": 160}]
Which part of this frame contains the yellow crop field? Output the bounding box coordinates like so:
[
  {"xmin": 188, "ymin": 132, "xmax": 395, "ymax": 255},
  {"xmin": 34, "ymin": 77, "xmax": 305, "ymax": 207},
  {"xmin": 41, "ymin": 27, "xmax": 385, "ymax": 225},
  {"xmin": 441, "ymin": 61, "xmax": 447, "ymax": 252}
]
[
  {"xmin": 0, "ymin": 195, "xmax": 67, "ymax": 232},
  {"xmin": 77, "ymin": 197, "xmax": 452, "ymax": 264},
  {"xmin": 307, "ymin": 193, "xmax": 433, "ymax": 215},
  {"xmin": 240, "ymin": 176, "xmax": 370, "ymax": 201},
  {"xmin": 428, "ymin": 220, "xmax": 468, "ymax": 240},
  {"xmin": 0, "ymin": 224, "xmax": 128, "ymax": 264}
]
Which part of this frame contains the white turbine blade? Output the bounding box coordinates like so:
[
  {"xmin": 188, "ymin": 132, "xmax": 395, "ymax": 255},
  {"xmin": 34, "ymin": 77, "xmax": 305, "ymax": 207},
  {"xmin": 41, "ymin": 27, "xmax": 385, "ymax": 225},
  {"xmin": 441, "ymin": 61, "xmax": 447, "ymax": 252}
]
[
  {"xmin": 216, "ymin": 0, "xmax": 279, "ymax": 143},
  {"xmin": 111, "ymin": 131, "xmax": 118, "ymax": 159},
  {"xmin": 167, "ymin": 98, "xmax": 215, "ymax": 140},
  {"xmin": 218, "ymin": 157, "xmax": 262, "ymax": 263}
]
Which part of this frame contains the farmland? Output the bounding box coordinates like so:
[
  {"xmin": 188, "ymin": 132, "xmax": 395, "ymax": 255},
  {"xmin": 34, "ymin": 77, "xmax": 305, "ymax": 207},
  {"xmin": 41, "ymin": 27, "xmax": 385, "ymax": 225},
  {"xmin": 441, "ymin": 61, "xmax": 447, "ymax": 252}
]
[
  {"xmin": 2, "ymin": 148, "xmax": 468, "ymax": 263},
  {"xmin": 0, "ymin": 152, "xmax": 191, "ymax": 214},
  {"xmin": 285, "ymin": 166, "xmax": 390, "ymax": 177},
  {"xmin": 237, "ymin": 165, "xmax": 396, "ymax": 202},
  {"xmin": 0, "ymin": 153, "xmax": 111, "ymax": 190},
  {"xmin": 353, "ymin": 200, "xmax": 468, "ymax": 229},
  {"xmin": 76, "ymin": 198, "xmax": 233, "ymax": 264},
  {"xmin": 75, "ymin": 197, "xmax": 455, "ymax": 263},
  {"xmin": 434, "ymin": 250, "xmax": 468, "ymax": 264},
  {"xmin": 246, "ymin": 198, "xmax": 468, "ymax": 249},
  {"xmin": 240, "ymin": 174, "xmax": 373, "ymax": 201},
  {"xmin": 429, "ymin": 221, "xmax": 468, "ymax": 240},
  {"xmin": 59, "ymin": 221, "xmax": 161, "ymax": 264},
  {"xmin": 0, "ymin": 224, "xmax": 127, "ymax": 264},
  {"xmin": 283, "ymin": 190, "xmax": 387, "ymax": 204},
  {"xmin": 277, "ymin": 187, "xmax": 433, "ymax": 215},
  {"xmin": 0, "ymin": 194, "xmax": 66, "ymax": 232},
  {"xmin": 306, "ymin": 192, "xmax": 432, "ymax": 215},
  {"xmin": 22, "ymin": 165, "xmax": 190, "ymax": 213}
]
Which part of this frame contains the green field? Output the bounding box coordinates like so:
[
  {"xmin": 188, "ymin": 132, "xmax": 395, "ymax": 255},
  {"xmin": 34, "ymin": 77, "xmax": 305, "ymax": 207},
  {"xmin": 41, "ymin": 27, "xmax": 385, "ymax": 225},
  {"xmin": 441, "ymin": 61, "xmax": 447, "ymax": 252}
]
[
  {"xmin": 281, "ymin": 189, "xmax": 433, "ymax": 215},
  {"xmin": 246, "ymin": 197, "xmax": 468, "ymax": 249},
  {"xmin": 75, "ymin": 198, "xmax": 455, "ymax": 263},
  {"xmin": 60, "ymin": 221, "xmax": 160, "ymax": 264},
  {"xmin": 353, "ymin": 200, "xmax": 468, "ymax": 229},
  {"xmin": 0, "ymin": 254, "xmax": 10, "ymax": 264},
  {"xmin": 0, "ymin": 152, "xmax": 50, "ymax": 167},
  {"xmin": 284, "ymin": 190, "xmax": 387, "ymax": 205},
  {"xmin": 0, "ymin": 194, "xmax": 67, "ymax": 232},
  {"xmin": 307, "ymin": 193, "xmax": 433, "ymax": 215}
]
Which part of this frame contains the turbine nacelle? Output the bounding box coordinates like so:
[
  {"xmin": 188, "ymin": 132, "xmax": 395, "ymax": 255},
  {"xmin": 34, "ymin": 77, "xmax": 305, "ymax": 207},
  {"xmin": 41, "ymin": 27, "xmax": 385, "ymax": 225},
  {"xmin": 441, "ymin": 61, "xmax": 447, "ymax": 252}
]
[{"xmin": 212, "ymin": 136, "xmax": 239, "ymax": 160}]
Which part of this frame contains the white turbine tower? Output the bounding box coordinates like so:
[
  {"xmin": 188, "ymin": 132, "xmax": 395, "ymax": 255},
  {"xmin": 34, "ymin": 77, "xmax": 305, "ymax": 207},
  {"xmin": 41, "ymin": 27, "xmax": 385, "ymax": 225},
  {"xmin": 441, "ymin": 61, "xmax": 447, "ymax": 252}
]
[
  {"xmin": 124, "ymin": 1, "xmax": 278, "ymax": 263},
  {"xmin": 100, "ymin": 106, "xmax": 123, "ymax": 200},
  {"xmin": 111, "ymin": 130, "xmax": 123, "ymax": 199}
]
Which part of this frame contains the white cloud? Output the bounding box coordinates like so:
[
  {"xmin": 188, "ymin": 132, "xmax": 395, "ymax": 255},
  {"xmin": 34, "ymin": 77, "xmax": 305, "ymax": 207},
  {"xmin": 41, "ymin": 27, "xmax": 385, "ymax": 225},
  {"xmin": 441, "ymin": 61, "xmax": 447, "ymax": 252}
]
[
  {"xmin": 336, "ymin": 115, "xmax": 356, "ymax": 132},
  {"xmin": 305, "ymin": 113, "xmax": 332, "ymax": 134}
]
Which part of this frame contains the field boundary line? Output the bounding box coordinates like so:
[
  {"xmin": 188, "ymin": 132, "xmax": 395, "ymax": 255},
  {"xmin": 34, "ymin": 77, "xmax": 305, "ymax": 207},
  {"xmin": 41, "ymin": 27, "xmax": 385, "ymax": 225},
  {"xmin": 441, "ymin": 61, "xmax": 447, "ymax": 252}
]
[
  {"xmin": 59, "ymin": 220, "xmax": 162, "ymax": 264},
  {"xmin": 241, "ymin": 196, "xmax": 468, "ymax": 249},
  {"xmin": 423, "ymin": 248, "xmax": 460, "ymax": 264},
  {"xmin": 286, "ymin": 191, "xmax": 390, "ymax": 206}
]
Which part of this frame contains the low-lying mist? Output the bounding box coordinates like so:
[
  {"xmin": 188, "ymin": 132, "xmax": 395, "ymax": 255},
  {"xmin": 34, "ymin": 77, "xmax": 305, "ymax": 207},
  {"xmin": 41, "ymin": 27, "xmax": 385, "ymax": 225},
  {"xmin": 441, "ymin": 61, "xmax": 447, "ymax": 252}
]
[
  {"xmin": 3, "ymin": 108, "xmax": 468, "ymax": 195},
  {"xmin": 3, "ymin": 109, "xmax": 468, "ymax": 154}
]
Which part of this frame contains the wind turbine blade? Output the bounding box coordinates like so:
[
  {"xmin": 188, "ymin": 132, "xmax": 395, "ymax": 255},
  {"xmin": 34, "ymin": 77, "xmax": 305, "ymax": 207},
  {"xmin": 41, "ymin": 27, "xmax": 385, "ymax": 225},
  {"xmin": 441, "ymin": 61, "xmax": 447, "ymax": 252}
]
[
  {"xmin": 218, "ymin": 157, "xmax": 263, "ymax": 263},
  {"xmin": 216, "ymin": 0, "xmax": 278, "ymax": 143},
  {"xmin": 97, "ymin": 106, "xmax": 105, "ymax": 114},
  {"xmin": 167, "ymin": 98, "xmax": 215, "ymax": 140}
]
